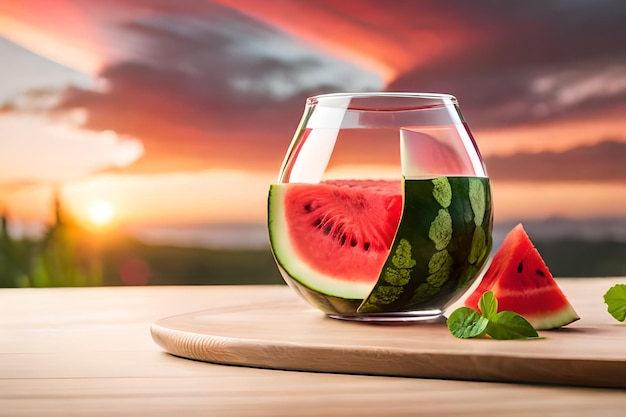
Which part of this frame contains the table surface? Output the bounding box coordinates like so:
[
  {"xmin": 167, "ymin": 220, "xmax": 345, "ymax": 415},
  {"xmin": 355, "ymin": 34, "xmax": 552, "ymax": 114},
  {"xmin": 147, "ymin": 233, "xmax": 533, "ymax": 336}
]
[{"xmin": 2, "ymin": 279, "xmax": 626, "ymax": 417}]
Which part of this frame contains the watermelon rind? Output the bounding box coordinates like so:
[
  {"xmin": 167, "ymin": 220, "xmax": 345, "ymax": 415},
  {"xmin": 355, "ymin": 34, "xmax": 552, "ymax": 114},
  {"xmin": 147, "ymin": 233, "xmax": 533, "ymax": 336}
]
[
  {"xmin": 524, "ymin": 304, "xmax": 579, "ymax": 330},
  {"xmin": 359, "ymin": 176, "xmax": 493, "ymax": 313},
  {"xmin": 285, "ymin": 280, "xmax": 361, "ymax": 315},
  {"xmin": 268, "ymin": 184, "xmax": 375, "ymax": 300},
  {"xmin": 269, "ymin": 177, "xmax": 493, "ymax": 314},
  {"xmin": 464, "ymin": 223, "xmax": 580, "ymax": 330}
]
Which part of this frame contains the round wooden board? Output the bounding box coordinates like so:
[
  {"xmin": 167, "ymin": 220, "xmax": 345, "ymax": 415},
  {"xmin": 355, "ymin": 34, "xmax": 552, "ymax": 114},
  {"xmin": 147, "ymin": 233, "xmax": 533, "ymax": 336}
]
[{"xmin": 151, "ymin": 281, "xmax": 626, "ymax": 388}]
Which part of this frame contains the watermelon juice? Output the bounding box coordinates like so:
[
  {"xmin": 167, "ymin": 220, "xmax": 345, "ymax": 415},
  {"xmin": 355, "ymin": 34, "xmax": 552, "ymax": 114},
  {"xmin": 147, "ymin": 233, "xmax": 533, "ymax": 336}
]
[{"xmin": 268, "ymin": 175, "xmax": 493, "ymax": 318}]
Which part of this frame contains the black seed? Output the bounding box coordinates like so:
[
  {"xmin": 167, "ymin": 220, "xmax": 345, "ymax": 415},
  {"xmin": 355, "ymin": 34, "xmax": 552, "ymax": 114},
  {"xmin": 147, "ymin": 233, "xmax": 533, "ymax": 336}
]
[
  {"xmin": 339, "ymin": 234, "xmax": 347, "ymax": 246},
  {"xmin": 350, "ymin": 239, "xmax": 358, "ymax": 247},
  {"xmin": 323, "ymin": 225, "xmax": 332, "ymax": 235},
  {"xmin": 363, "ymin": 242, "xmax": 371, "ymax": 251},
  {"xmin": 536, "ymin": 269, "xmax": 546, "ymax": 277},
  {"xmin": 313, "ymin": 218, "xmax": 322, "ymax": 228},
  {"xmin": 304, "ymin": 204, "xmax": 312, "ymax": 212},
  {"xmin": 517, "ymin": 261, "xmax": 524, "ymax": 273}
]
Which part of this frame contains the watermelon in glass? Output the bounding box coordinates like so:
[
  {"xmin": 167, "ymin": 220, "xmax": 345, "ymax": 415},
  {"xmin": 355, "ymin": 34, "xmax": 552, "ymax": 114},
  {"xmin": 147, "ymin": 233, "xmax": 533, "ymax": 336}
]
[{"xmin": 268, "ymin": 176, "xmax": 493, "ymax": 317}]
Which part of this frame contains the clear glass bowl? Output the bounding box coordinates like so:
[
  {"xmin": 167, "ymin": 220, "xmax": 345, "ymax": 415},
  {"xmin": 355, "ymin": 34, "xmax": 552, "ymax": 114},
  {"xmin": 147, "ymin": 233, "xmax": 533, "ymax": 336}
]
[{"xmin": 268, "ymin": 92, "xmax": 492, "ymax": 322}]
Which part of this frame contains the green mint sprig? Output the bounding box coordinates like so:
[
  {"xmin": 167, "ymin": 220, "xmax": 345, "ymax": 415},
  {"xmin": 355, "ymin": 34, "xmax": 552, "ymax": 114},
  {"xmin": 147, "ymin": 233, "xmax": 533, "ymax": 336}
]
[
  {"xmin": 447, "ymin": 291, "xmax": 539, "ymax": 340},
  {"xmin": 603, "ymin": 284, "xmax": 626, "ymax": 322}
]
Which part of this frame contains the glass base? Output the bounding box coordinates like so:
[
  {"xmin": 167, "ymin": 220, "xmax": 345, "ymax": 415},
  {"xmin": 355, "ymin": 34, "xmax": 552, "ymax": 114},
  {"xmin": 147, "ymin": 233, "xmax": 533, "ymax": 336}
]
[{"xmin": 327, "ymin": 309, "xmax": 445, "ymax": 324}]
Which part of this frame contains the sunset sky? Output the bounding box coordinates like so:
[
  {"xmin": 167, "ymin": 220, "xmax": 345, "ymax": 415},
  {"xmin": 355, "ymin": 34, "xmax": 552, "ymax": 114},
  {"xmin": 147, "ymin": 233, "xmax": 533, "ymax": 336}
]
[{"xmin": 1, "ymin": 0, "xmax": 625, "ymax": 237}]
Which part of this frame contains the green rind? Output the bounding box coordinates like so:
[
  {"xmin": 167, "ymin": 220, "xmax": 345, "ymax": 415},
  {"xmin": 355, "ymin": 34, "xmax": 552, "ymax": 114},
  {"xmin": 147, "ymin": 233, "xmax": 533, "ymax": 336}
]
[
  {"xmin": 359, "ymin": 176, "xmax": 492, "ymax": 313},
  {"xmin": 283, "ymin": 277, "xmax": 361, "ymax": 315},
  {"xmin": 524, "ymin": 303, "xmax": 580, "ymax": 330},
  {"xmin": 269, "ymin": 177, "xmax": 492, "ymax": 316}
]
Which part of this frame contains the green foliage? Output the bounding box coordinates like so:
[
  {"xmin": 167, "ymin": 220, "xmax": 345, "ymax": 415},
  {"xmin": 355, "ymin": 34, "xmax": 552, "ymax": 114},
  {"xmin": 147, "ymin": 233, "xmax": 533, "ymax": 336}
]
[
  {"xmin": 102, "ymin": 241, "xmax": 282, "ymax": 286},
  {"xmin": 486, "ymin": 311, "xmax": 540, "ymax": 340},
  {"xmin": 603, "ymin": 284, "xmax": 626, "ymax": 322},
  {"xmin": 478, "ymin": 290, "xmax": 497, "ymax": 319},
  {"xmin": 0, "ymin": 217, "xmax": 34, "ymax": 287},
  {"xmin": 0, "ymin": 192, "xmax": 103, "ymax": 287},
  {"xmin": 447, "ymin": 291, "xmax": 539, "ymax": 340},
  {"xmin": 447, "ymin": 307, "xmax": 489, "ymax": 339},
  {"xmin": 0, "ymin": 198, "xmax": 284, "ymax": 287},
  {"xmin": 30, "ymin": 224, "xmax": 103, "ymax": 287}
]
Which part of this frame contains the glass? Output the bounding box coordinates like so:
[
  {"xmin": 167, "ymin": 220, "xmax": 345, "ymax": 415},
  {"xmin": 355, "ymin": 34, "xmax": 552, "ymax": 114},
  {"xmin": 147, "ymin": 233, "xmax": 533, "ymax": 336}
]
[{"xmin": 268, "ymin": 92, "xmax": 492, "ymax": 322}]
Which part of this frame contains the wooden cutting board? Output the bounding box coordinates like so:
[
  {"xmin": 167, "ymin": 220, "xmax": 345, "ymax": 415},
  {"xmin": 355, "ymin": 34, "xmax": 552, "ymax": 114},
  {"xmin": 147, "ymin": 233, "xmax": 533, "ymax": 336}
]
[{"xmin": 151, "ymin": 279, "xmax": 626, "ymax": 388}]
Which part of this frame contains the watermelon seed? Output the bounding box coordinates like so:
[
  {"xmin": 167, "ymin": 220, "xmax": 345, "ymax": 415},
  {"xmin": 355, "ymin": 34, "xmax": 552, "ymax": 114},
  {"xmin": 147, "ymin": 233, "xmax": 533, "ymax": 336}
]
[
  {"xmin": 313, "ymin": 218, "xmax": 322, "ymax": 228},
  {"xmin": 364, "ymin": 242, "xmax": 371, "ymax": 251},
  {"xmin": 517, "ymin": 261, "xmax": 523, "ymax": 273},
  {"xmin": 339, "ymin": 234, "xmax": 347, "ymax": 246},
  {"xmin": 536, "ymin": 269, "xmax": 546, "ymax": 277},
  {"xmin": 304, "ymin": 204, "xmax": 313, "ymax": 212},
  {"xmin": 350, "ymin": 238, "xmax": 358, "ymax": 247},
  {"xmin": 323, "ymin": 225, "xmax": 332, "ymax": 235}
]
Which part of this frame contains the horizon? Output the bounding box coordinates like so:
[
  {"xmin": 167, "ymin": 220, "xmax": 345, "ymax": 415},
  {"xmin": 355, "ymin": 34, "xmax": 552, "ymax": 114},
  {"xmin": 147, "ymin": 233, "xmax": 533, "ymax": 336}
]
[
  {"xmin": 1, "ymin": 1, "xmax": 626, "ymax": 237},
  {"xmin": 4, "ymin": 210, "xmax": 626, "ymax": 251}
]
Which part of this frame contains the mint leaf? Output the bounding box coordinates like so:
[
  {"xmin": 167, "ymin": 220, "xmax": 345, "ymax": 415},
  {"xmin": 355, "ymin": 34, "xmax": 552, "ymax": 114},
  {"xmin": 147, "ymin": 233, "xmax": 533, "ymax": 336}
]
[
  {"xmin": 447, "ymin": 292, "xmax": 539, "ymax": 340},
  {"xmin": 447, "ymin": 307, "xmax": 489, "ymax": 339},
  {"xmin": 478, "ymin": 290, "xmax": 497, "ymax": 320},
  {"xmin": 604, "ymin": 284, "xmax": 626, "ymax": 322},
  {"xmin": 486, "ymin": 311, "xmax": 539, "ymax": 340}
]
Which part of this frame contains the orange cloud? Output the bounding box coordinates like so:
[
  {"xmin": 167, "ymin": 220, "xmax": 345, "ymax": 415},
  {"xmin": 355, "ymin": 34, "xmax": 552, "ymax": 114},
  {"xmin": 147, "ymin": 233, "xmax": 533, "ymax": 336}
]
[
  {"xmin": 1, "ymin": 0, "xmax": 625, "ymax": 178},
  {"xmin": 212, "ymin": 0, "xmax": 485, "ymax": 83}
]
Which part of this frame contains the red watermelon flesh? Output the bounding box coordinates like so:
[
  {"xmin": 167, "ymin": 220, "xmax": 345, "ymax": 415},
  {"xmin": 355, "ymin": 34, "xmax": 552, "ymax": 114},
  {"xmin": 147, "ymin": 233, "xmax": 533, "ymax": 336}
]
[
  {"xmin": 464, "ymin": 223, "xmax": 579, "ymax": 330},
  {"xmin": 284, "ymin": 180, "xmax": 402, "ymax": 282},
  {"xmin": 269, "ymin": 180, "xmax": 403, "ymax": 300}
]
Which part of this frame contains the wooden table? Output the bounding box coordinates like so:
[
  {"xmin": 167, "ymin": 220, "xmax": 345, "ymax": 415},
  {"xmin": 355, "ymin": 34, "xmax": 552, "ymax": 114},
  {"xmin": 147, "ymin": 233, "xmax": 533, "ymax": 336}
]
[{"xmin": 2, "ymin": 279, "xmax": 626, "ymax": 417}]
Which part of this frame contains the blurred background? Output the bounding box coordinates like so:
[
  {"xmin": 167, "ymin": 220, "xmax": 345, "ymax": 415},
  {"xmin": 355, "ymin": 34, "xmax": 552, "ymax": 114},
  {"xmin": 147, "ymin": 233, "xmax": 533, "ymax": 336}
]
[{"xmin": 1, "ymin": 0, "xmax": 625, "ymax": 287}]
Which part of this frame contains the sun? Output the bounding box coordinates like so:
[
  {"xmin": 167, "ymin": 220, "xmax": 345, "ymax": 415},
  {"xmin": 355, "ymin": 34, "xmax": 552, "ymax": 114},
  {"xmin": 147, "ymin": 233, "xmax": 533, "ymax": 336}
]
[{"xmin": 87, "ymin": 200, "xmax": 115, "ymax": 227}]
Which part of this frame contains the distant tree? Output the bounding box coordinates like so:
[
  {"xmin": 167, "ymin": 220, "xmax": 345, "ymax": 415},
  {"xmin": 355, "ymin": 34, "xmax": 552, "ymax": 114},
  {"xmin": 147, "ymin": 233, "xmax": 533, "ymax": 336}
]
[
  {"xmin": 0, "ymin": 211, "xmax": 34, "ymax": 287},
  {"xmin": 30, "ymin": 189, "xmax": 103, "ymax": 287}
]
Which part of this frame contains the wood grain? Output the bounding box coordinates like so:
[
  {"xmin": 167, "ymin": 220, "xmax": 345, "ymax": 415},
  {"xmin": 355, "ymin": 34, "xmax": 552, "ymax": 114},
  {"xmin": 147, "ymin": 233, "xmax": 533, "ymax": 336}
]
[
  {"xmin": 3, "ymin": 282, "xmax": 626, "ymax": 417},
  {"xmin": 152, "ymin": 278, "xmax": 626, "ymax": 388}
]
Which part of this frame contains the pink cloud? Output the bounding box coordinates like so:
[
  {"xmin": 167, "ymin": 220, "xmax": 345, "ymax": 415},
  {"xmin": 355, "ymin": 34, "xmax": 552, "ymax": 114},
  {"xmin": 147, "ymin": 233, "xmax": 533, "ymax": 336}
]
[{"xmin": 1, "ymin": 0, "xmax": 625, "ymax": 178}]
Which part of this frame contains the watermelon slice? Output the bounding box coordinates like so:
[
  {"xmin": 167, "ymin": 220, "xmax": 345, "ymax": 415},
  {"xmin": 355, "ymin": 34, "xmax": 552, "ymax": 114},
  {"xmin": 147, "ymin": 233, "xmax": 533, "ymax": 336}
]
[
  {"xmin": 464, "ymin": 223, "xmax": 579, "ymax": 330},
  {"xmin": 268, "ymin": 180, "xmax": 403, "ymax": 301},
  {"xmin": 268, "ymin": 176, "xmax": 493, "ymax": 316}
]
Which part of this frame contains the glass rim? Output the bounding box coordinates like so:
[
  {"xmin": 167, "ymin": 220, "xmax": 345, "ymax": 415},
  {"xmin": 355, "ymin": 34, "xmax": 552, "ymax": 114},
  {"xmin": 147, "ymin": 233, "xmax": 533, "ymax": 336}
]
[{"xmin": 307, "ymin": 92, "xmax": 458, "ymax": 110}]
